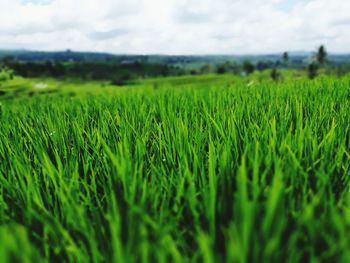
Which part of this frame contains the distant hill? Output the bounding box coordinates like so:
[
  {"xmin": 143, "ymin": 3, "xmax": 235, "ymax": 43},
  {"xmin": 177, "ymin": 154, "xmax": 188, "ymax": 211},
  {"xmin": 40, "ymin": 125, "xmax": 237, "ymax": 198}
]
[
  {"xmin": 0, "ymin": 50, "xmax": 131, "ymax": 62},
  {"xmin": 0, "ymin": 49, "xmax": 349, "ymax": 66}
]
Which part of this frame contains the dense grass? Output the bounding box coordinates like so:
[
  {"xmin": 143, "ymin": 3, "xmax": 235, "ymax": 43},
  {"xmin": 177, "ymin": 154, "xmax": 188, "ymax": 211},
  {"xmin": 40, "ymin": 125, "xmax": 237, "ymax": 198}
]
[{"xmin": 0, "ymin": 75, "xmax": 350, "ymax": 262}]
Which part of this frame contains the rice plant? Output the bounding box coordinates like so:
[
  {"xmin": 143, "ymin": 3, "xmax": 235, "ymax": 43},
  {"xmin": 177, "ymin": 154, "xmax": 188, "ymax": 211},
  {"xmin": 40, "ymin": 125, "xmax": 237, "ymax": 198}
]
[{"xmin": 0, "ymin": 75, "xmax": 350, "ymax": 262}]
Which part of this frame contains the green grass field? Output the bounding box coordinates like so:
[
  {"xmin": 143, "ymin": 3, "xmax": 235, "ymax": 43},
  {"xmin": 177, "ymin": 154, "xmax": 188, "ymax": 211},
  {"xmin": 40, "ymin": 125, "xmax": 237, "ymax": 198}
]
[{"xmin": 1, "ymin": 74, "xmax": 350, "ymax": 262}]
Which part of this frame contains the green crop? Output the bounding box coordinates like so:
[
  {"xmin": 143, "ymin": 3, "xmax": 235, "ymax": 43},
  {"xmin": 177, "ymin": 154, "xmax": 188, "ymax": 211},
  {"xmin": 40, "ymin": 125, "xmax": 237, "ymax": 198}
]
[{"xmin": 0, "ymin": 75, "xmax": 350, "ymax": 262}]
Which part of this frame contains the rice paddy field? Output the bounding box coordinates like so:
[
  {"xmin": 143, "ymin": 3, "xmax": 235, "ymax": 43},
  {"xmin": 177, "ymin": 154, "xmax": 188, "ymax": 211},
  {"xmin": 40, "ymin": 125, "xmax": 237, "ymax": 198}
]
[{"xmin": 1, "ymin": 74, "xmax": 350, "ymax": 262}]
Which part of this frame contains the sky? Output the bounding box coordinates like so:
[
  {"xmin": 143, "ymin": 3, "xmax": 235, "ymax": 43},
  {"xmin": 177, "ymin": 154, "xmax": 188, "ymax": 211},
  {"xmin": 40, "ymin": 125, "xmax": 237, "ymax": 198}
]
[{"xmin": 0, "ymin": 0, "xmax": 349, "ymax": 55}]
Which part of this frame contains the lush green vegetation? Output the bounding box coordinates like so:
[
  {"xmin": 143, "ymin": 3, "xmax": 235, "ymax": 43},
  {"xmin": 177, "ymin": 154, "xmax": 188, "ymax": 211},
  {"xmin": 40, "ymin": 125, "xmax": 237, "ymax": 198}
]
[
  {"xmin": 0, "ymin": 74, "xmax": 350, "ymax": 262},
  {"xmin": 2, "ymin": 46, "xmax": 350, "ymax": 83},
  {"xmin": 1, "ymin": 60, "xmax": 184, "ymax": 84}
]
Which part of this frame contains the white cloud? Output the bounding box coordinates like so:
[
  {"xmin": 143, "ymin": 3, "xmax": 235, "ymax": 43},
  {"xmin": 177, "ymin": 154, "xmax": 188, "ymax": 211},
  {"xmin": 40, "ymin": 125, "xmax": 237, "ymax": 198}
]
[{"xmin": 0, "ymin": 0, "xmax": 349, "ymax": 54}]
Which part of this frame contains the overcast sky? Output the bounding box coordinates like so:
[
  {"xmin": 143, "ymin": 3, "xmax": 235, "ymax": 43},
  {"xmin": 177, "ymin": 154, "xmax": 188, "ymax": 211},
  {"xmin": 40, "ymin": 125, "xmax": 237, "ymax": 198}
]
[{"xmin": 0, "ymin": 0, "xmax": 349, "ymax": 54}]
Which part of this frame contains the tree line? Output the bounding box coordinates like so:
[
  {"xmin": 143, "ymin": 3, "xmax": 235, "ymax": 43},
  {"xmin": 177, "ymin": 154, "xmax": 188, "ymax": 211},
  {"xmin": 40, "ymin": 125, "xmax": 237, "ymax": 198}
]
[
  {"xmin": 1, "ymin": 45, "xmax": 349, "ymax": 83},
  {"xmin": 0, "ymin": 59, "xmax": 185, "ymax": 85}
]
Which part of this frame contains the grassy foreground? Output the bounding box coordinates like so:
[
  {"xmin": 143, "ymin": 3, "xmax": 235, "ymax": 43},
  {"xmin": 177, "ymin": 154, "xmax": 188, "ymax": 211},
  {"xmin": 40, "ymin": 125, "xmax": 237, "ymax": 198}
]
[{"xmin": 0, "ymin": 75, "xmax": 350, "ymax": 262}]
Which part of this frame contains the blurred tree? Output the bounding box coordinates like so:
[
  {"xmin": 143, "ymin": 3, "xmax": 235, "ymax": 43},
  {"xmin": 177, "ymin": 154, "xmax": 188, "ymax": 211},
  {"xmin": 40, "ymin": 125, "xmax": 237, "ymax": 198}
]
[
  {"xmin": 282, "ymin": 52, "xmax": 289, "ymax": 65},
  {"xmin": 111, "ymin": 73, "xmax": 134, "ymax": 86},
  {"xmin": 256, "ymin": 61, "xmax": 269, "ymax": 71},
  {"xmin": 216, "ymin": 65, "xmax": 227, "ymax": 74},
  {"xmin": 307, "ymin": 63, "xmax": 318, "ymax": 79},
  {"xmin": 190, "ymin": 69, "xmax": 198, "ymax": 75},
  {"xmin": 270, "ymin": 68, "xmax": 280, "ymax": 81},
  {"xmin": 1, "ymin": 56, "xmax": 15, "ymax": 65},
  {"xmin": 316, "ymin": 45, "xmax": 327, "ymax": 65},
  {"xmin": 243, "ymin": 61, "xmax": 255, "ymax": 75},
  {"xmin": 200, "ymin": 64, "xmax": 212, "ymax": 74}
]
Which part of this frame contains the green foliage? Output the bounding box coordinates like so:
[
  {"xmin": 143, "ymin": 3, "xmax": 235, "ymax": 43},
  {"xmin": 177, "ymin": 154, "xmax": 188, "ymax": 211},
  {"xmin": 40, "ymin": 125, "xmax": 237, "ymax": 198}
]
[
  {"xmin": 216, "ymin": 65, "xmax": 227, "ymax": 74},
  {"xmin": 270, "ymin": 68, "xmax": 280, "ymax": 81},
  {"xmin": 307, "ymin": 63, "xmax": 318, "ymax": 79},
  {"xmin": 282, "ymin": 52, "xmax": 289, "ymax": 64},
  {"xmin": 0, "ymin": 75, "xmax": 350, "ymax": 262},
  {"xmin": 200, "ymin": 64, "xmax": 212, "ymax": 74},
  {"xmin": 110, "ymin": 72, "xmax": 135, "ymax": 86},
  {"xmin": 334, "ymin": 64, "xmax": 350, "ymax": 77},
  {"xmin": 316, "ymin": 45, "xmax": 327, "ymax": 65},
  {"xmin": 0, "ymin": 69, "xmax": 9, "ymax": 82},
  {"xmin": 243, "ymin": 61, "xmax": 255, "ymax": 75},
  {"xmin": 3, "ymin": 60, "xmax": 183, "ymax": 81}
]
